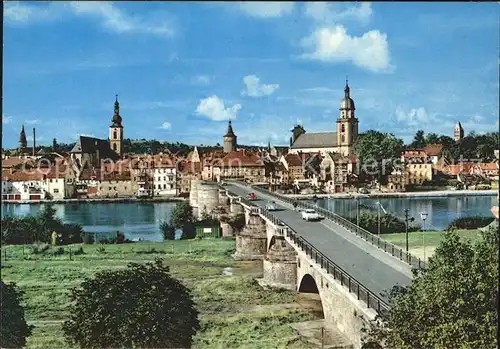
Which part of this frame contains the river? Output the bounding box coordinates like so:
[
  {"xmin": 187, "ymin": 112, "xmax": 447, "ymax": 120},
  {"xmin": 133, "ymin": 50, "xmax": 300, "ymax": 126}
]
[{"xmin": 1, "ymin": 194, "xmax": 497, "ymax": 241}]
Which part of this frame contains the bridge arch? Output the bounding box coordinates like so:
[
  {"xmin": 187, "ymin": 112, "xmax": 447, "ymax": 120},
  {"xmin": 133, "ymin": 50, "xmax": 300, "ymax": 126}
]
[
  {"xmin": 268, "ymin": 235, "xmax": 277, "ymax": 250},
  {"xmin": 298, "ymin": 273, "xmax": 325, "ymax": 319}
]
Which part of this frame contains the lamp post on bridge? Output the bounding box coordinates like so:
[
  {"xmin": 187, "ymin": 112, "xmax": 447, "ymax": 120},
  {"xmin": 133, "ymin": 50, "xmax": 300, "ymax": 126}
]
[
  {"xmin": 377, "ymin": 201, "xmax": 387, "ymax": 236},
  {"xmin": 420, "ymin": 212, "xmax": 428, "ymax": 261},
  {"xmin": 404, "ymin": 208, "xmax": 415, "ymax": 261}
]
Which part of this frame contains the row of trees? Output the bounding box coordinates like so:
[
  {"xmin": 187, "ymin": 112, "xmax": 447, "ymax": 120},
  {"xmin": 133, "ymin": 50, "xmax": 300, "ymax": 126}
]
[
  {"xmin": 1, "ymin": 204, "xmax": 84, "ymax": 245},
  {"xmin": 353, "ymin": 129, "xmax": 499, "ymax": 181},
  {"xmin": 409, "ymin": 130, "xmax": 499, "ymax": 161}
]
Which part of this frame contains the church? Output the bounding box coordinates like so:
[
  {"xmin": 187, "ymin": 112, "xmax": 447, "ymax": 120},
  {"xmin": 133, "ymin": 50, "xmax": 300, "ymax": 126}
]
[
  {"xmin": 70, "ymin": 96, "xmax": 124, "ymax": 169},
  {"xmin": 288, "ymin": 80, "xmax": 359, "ymax": 157}
]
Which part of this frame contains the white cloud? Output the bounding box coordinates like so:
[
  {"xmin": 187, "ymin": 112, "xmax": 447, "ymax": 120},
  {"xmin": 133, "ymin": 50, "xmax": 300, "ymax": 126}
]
[
  {"xmin": 192, "ymin": 75, "xmax": 211, "ymax": 86},
  {"xmin": 25, "ymin": 119, "xmax": 40, "ymax": 125},
  {"xmin": 241, "ymin": 75, "xmax": 280, "ymax": 97},
  {"xmin": 2, "ymin": 115, "xmax": 12, "ymax": 124},
  {"xmin": 3, "ymin": 1, "xmax": 62, "ymax": 23},
  {"xmin": 395, "ymin": 107, "xmax": 428, "ymax": 126},
  {"xmin": 304, "ymin": 2, "xmax": 372, "ymax": 25},
  {"xmin": 239, "ymin": 2, "xmax": 295, "ymax": 18},
  {"xmin": 195, "ymin": 95, "xmax": 242, "ymax": 121},
  {"xmin": 299, "ymin": 25, "xmax": 393, "ymax": 73},
  {"xmin": 68, "ymin": 2, "xmax": 175, "ymax": 36},
  {"xmin": 159, "ymin": 122, "xmax": 172, "ymax": 130},
  {"xmin": 4, "ymin": 1, "xmax": 175, "ymax": 37}
]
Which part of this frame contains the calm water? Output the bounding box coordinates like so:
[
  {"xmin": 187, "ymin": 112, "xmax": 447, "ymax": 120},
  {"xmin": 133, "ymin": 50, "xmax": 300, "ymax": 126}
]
[
  {"xmin": 1, "ymin": 202, "xmax": 177, "ymax": 242},
  {"xmin": 315, "ymin": 195, "xmax": 498, "ymax": 231},
  {"xmin": 1, "ymin": 195, "xmax": 497, "ymax": 241}
]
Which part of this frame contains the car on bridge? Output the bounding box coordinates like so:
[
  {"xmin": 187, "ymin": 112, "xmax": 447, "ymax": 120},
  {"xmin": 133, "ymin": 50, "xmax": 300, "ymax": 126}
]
[
  {"xmin": 265, "ymin": 201, "xmax": 278, "ymax": 211},
  {"xmin": 301, "ymin": 209, "xmax": 323, "ymax": 221},
  {"xmin": 247, "ymin": 192, "xmax": 257, "ymax": 200}
]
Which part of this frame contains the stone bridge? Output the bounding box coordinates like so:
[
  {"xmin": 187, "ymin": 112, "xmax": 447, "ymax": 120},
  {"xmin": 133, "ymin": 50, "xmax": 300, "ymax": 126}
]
[{"xmin": 206, "ymin": 182, "xmax": 418, "ymax": 349}]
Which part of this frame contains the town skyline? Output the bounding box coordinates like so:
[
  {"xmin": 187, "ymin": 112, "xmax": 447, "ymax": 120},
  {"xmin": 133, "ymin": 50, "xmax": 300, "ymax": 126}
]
[{"xmin": 3, "ymin": 2, "xmax": 499, "ymax": 149}]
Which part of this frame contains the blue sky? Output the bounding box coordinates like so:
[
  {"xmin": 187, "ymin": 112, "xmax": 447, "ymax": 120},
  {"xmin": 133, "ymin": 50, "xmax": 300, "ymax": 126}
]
[{"xmin": 2, "ymin": 2, "xmax": 499, "ymax": 148}]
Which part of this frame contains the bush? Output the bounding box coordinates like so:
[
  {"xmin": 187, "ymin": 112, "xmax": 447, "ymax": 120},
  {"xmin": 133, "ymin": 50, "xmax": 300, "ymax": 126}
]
[
  {"xmin": 0, "ymin": 280, "xmax": 33, "ymax": 348},
  {"xmin": 82, "ymin": 233, "xmax": 95, "ymax": 245},
  {"xmin": 62, "ymin": 259, "xmax": 200, "ymax": 348},
  {"xmin": 160, "ymin": 221, "xmax": 176, "ymax": 240},
  {"xmin": 446, "ymin": 216, "xmax": 495, "ymax": 231},
  {"xmin": 180, "ymin": 222, "xmax": 197, "ymax": 240},
  {"xmin": 344, "ymin": 210, "xmax": 421, "ymax": 234},
  {"xmin": 228, "ymin": 214, "xmax": 246, "ymax": 232}
]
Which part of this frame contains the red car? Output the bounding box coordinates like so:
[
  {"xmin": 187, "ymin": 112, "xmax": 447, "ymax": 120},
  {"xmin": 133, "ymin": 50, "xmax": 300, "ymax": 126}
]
[{"xmin": 247, "ymin": 193, "xmax": 257, "ymax": 200}]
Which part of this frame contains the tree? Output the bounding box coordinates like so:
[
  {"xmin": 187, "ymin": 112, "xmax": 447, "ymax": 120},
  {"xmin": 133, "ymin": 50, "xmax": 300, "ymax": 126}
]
[
  {"xmin": 354, "ymin": 131, "xmax": 404, "ymax": 180},
  {"xmin": 170, "ymin": 201, "xmax": 195, "ymax": 229},
  {"xmin": 62, "ymin": 259, "xmax": 200, "ymax": 348},
  {"xmin": 362, "ymin": 229, "xmax": 498, "ymax": 348},
  {"xmin": 1, "ymin": 281, "xmax": 33, "ymax": 348},
  {"xmin": 425, "ymin": 132, "xmax": 439, "ymax": 145},
  {"xmin": 410, "ymin": 130, "xmax": 426, "ymax": 148},
  {"xmin": 160, "ymin": 221, "xmax": 176, "ymax": 240}
]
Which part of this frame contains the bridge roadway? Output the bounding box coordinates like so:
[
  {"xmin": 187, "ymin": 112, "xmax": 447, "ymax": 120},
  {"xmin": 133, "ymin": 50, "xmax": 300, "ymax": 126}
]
[{"xmin": 226, "ymin": 183, "xmax": 413, "ymax": 302}]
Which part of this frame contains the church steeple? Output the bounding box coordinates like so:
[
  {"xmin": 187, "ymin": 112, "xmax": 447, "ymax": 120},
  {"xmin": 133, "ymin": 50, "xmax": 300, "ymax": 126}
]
[
  {"xmin": 344, "ymin": 77, "xmax": 350, "ymax": 98},
  {"xmin": 111, "ymin": 94, "xmax": 123, "ymax": 127},
  {"xmin": 109, "ymin": 94, "xmax": 124, "ymax": 158},
  {"xmin": 19, "ymin": 125, "xmax": 27, "ymax": 149}
]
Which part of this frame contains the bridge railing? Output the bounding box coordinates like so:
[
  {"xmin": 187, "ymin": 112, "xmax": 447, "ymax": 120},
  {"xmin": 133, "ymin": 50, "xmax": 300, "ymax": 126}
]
[
  {"xmin": 245, "ymin": 182, "xmax": 425, "ymax": 270},
  {"xmin": 224, "ymin": 184, "xmax": 391, "ymax": 314},
  {"xmin": 284, "ymin": 225, "xmax": 390, "ymax": 315}
]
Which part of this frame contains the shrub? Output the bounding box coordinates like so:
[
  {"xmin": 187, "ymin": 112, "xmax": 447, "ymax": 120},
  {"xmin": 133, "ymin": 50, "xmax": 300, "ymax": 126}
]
[
  {"xmin": 180, "ymin": 222, "xmax": 197, "ymax": 240},
  {"xmin": 344, "ymin": 210, "xmax": 421, "ymax": 234},
  {"xmin": 0, "ymin": 280, "xmax": 33, "ymax": 348},
  {"xmin": 446, "ymin": 216, "xmax": 495, "ymax": 231},
  {"xmin": 62, "ymin": 259, "xmax": 200, "ymax": 348},
  {"xmin": 82, "ymin": 233, "xmax": 95, "ymax": 245},
  {"xmin": 160, "ymin": 221, "xmax": 176, "ymax": 240},
  {"xmin": 228, "ymin": 214, "xmax": 246, "ymax": 232}
]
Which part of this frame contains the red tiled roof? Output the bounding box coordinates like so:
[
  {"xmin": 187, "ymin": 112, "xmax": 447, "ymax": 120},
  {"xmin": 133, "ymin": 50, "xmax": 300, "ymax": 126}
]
[
  {"xmin": 423, "ymin": 144, "xmax": 443, "ymax": 157},
  {"xmin": 478, "ymin": 163, "xmax": 499, "ymax": 171},
  {"xmin": 445, "ymin": 162, "xmax": 475, "ymax": 176},
  {"xmin": 221, "ymin": 150, "xmax": 264, "ymax": 167}
]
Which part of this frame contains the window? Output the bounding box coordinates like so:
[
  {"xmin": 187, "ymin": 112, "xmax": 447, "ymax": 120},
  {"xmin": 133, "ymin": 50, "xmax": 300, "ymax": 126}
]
[
  {"xmin": 113, "ymin": 130, "xmax": 117, "ymax": 139},
  {"xmin": 108, "ymin": 187, "xmax": 111, "ymax": 191},
  {"xmin": 341, "ymin": 135, "xmax": 345, "ymax": 143},
  {"xmin": 113, "ymin": 187, "xmax": 117, "ymax": 190},
  {"xmin": 341, "ymin": 124, "xmax": 345, "ymax": 133},
  {"xmin": 163, "ymin": 184, "xmax": 166, "ymax": 189},
  {"xmin": 53, "ymin": 188, "xmax": 59, "ymax": 193},
  {"xmin": 113, "ymin": 143, "xmax": 117, "ymax": 151}
]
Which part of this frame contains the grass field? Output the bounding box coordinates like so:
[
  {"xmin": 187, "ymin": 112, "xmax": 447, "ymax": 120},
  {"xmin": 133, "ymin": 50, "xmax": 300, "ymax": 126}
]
[
  {"xmin": 1, "ymin": 240, "xmax": 317, "ymax": 349},
  {"xmin": 383, "ymin": 229, "xmax": 483, "ymax": 260}
]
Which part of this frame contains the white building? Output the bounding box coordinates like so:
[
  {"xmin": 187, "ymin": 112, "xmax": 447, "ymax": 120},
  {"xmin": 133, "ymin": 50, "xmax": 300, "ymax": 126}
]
[{"xmin": 153, "ymin": 165, "xmax": 177, "ymax": 196}]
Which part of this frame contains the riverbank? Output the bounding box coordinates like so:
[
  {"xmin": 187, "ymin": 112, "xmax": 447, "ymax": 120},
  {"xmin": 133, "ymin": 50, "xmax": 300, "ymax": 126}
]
[
  {"xmin": 1, "ymin": 239, "xmax": 318, "ymax": 349},
  {"xmin": 2, "ymin": 196, "xmax": 187, "ymax": 205},
  {"xmin": 284, "ymin": 189, "xmax": 498, "ymax": 200},
  {"xmin": 383, "ymin": 229, "xmax": 483, "ymax": 261}
]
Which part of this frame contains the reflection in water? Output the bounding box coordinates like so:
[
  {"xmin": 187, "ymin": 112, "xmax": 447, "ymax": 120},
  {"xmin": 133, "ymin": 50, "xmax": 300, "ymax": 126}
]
[
  {"xmin": 1, "ymin": 202, "xmax": 177, "ymax": 242},
  {"xmin": 315, "ymin": 195, "xmax": 496, "ymax": 231},
  {"xmin": 1, "ymin": 195, "xmax": 496, "ymax": 241}
]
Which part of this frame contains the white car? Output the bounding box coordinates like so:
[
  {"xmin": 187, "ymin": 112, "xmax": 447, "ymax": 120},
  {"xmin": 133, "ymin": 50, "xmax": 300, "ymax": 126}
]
[
  {"xmin": 301, "ymin": 209, "xmax": 322, "ymax": 221},
  {"xmin": 265, "ymin": 202, "xmax": 278, "ymax": 211}
]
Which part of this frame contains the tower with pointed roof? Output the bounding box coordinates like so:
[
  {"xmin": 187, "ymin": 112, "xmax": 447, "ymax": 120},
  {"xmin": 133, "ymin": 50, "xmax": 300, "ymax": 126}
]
[
  {"xmin": 19, "ymin": 125, "xmax": 27, "ymax": 150},
  {"xmin": 454, "ymin": 121, "xmax": 464, "ymax": 142},
  {"xmin": 223, "ymin": 120, "xmax": 237, "ymax": 153},
  {"xmin": 109, "ymin": 95, "xmax": 124, "ymax": 158},
  {"xmin": 336, "ymin": 79, "xmax": 359, "ymax": 156}
]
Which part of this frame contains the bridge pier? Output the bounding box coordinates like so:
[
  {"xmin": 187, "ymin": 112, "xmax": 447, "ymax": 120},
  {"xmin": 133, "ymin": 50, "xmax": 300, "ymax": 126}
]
[
  {"xmin": 234, "ymin": 209, "xmax": 266, "ymax": 260},
  {"xmin": 229, "ymin": 198, "xmax": 244, "ymax": 215},
  {"xmin": 220, "ymin": 221, "xmax": 234, "ymax": 237},
  {"xmin": 261, "ymin": 235, "xmax": 297, "ymax": 291}
]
